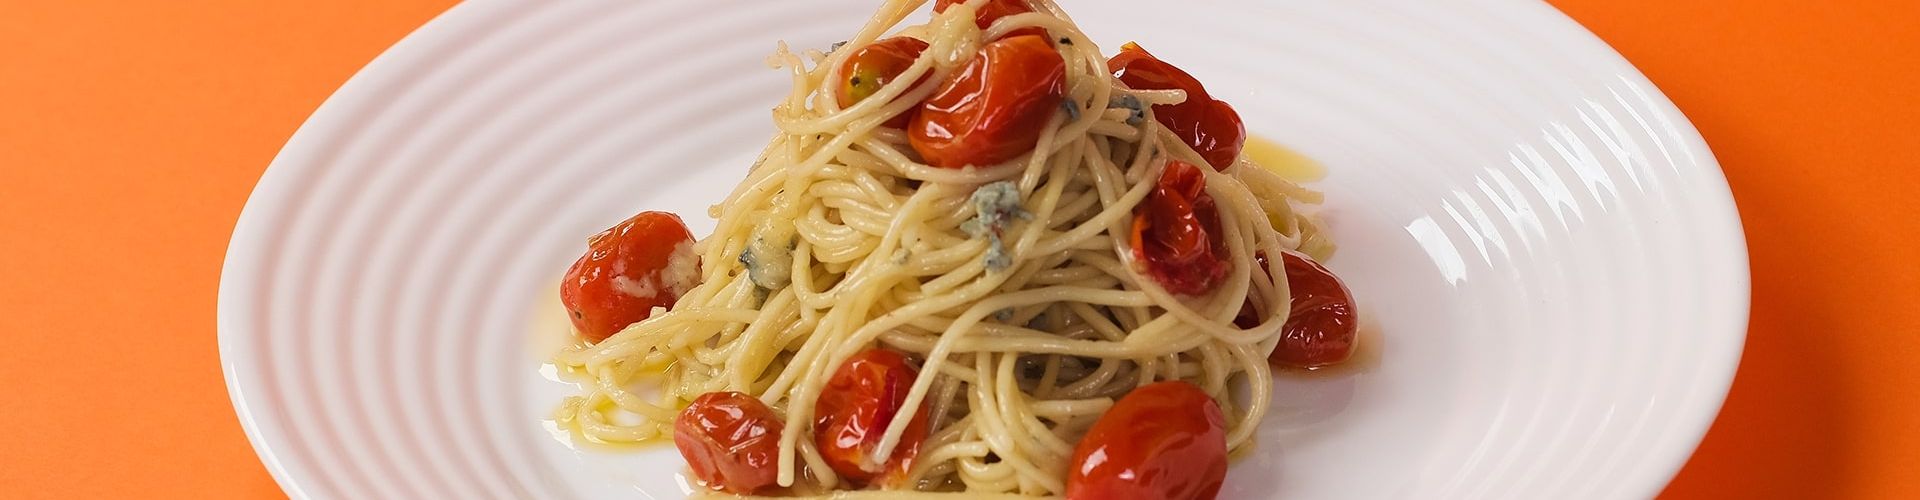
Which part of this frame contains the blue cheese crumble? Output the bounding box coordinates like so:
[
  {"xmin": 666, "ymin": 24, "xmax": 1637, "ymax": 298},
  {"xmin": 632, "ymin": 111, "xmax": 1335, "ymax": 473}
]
[
  {"xmin": 961, "ymin": 181, "xmax": 1030, "ymax": 272},
  {"xmin": 1108, "ymin": 94, "xmax": 1146, "ymax": 125},
  {"xmin": 739, "ymin": 218, "xmax": 796, "ymax": 290}
]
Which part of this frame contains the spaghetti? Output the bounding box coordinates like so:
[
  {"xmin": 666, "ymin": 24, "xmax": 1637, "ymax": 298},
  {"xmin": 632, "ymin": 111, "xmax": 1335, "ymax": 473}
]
[{"xmin": 552, "ymin": 0, "xmax": 1345, "ymax": 496}]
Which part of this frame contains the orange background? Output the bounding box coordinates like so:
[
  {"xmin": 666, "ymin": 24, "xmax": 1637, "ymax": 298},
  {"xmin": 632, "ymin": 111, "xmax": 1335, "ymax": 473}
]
[{"xmin": 1, "ymin": 1, "xmax": 1915, "ymax": 498}]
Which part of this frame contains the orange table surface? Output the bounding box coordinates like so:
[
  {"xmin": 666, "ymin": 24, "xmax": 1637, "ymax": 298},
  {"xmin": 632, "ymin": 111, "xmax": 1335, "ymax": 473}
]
[{"xmin": 2, "ymin": 1, "xmax": 1915, "ymax": 498}]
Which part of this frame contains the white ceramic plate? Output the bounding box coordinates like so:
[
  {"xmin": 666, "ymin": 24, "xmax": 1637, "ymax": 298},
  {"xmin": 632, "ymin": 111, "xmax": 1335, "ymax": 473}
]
[{"xmin": 219, "ymin": 0, "xmax": 1749, "ymax": 498}]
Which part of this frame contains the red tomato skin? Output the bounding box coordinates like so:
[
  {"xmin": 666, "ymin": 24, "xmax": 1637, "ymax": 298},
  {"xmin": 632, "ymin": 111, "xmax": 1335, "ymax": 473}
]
[
  {"xmin": 1066, "ymin": 381, "xmax": 1228, "ymax": 500},
  {"xmin": 674, "ymin": 391, "xmax": 785, "ymax": 494},
  {"xmin": 1232, "ymin": 251, "xmax": 1359, "ymax": 367},
  {"xmin": 1131, "ymin": 160, "xmax": 1229, "ymax": 295},
  {"xmin": 835, "ymin": 37, "xmax": 931, "ymax": 128},
  {"xmin": 1269, "ymin": 251, "xmax": 1359, "ymax": 367},
  {"xmin": 560, "ymin": 211, "xmax": 698, "ymax": 343},
  {"xmin": 933, "ymin": 0, "xmax": 1049, "ymax": 40},
  {"xmin": 909, "ymin": 35, "xmax": 1067, "ymax": 169},
  {"xmin": 1189, "ymin": 99, "xmax": 1247, "ymax": 171},
  {"xmin": 1107, "ymin": 43, "xmax": 1246, "ymax": 170},
  {"xmin": 813, "ymin": 348, "xmax": 930, "ymax": 486},
  {"xmin": 1108, "ymin": 43, "xmax": 1211, "ymax": 106}
]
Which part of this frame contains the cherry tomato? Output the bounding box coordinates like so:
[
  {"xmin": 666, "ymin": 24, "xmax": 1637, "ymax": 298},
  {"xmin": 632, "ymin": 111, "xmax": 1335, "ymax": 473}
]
[
  {"xmin": 1270, "ymin": 251, "xmax": 1358, "ymax": 367},
  {"xmin": 909, "ymin": 34, "xmax": 1066, "ymax": 168},
  {"xmin": 813, "ymin": 348, "xmax": 929, "ymax": 486},
  {"xmin": 1130, "ymin": 160, "xmax": 1228, "ymax": 296},
  {"xmin": 1066, "ymin": 381, "xmax": 1227, "ymax": 500},
  {"xmin": 1232, "ymin": 251, "xmax": 1358, "ymax": 367},
  {"xmin": 674, "ymin": 391, "xmax": 785, "ymax": 494},
  {"xmin": 933, "ymin": 0, "xmax": 1049, "ymax": 40},
  {"xmin": 1108, "ymin": 43, "xmax": 1246, "ymax": 170},
  {"xmin": 559, "ymin": 211, "xmax": 699, "ymax": 343},
  {"xmin": 836, "ymin": 37, "xmax": 931, "ymax": 128}
]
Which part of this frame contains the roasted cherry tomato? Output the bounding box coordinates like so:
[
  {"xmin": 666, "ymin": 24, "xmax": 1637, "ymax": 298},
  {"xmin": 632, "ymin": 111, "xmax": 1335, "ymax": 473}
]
[
  {"xmin": 1233, "ymin": 251, "xmax": 1359, "ymax": 367},
  {"xmin": 836, "ymin": 36, "xmax": 931, "ymax": 128},
  {"xmin": 1108, "ymin": 43, "xmax": 1246, "ymax": 170},
  {"xmin": 909, "ymin": 34, "xmax": 1066, "ymax": 168},
  {"xmin": 560, "ymin": 211, "xmax": 699, "ymax": 343},
  {"xmin": 813, "ymin": 348, "xmax": 929, "ymax": 486},
  {"xmin": 1066, "ymin": 381, "xmax": 1228, "ymax": 500},
  {"xmin": 1130, "ymin": 160, "xmax": 1228, "ymax": 295},
  {"xmin": 934, "ymin": 0, "xmax": 1049, "ymax": 40},
  {"xmin": 1271, "ymin": 251, "xmax": 1358, "ymax": 367},
  {"xmin": 675, "ymin": 391, "xmax": 785, "ymax": 494}
]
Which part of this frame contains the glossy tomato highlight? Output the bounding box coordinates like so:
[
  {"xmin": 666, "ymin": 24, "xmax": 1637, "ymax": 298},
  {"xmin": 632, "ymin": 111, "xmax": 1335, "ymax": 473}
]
[
  {"xmin": 1108, "ymin": 43, "xmax": 1246, "ymax": 170},
  {"xmin": 813, "ymin": 348, "xmax": 930, "ymax": 486},
  {"xmin": 1270, "ymin": 251, "xmax": 1358, "ymax": 367},
  {"xmin": 560, "ymin": 211, "xmax": 699, "ymax": 342},
  {"xmin": 675, "ymin": 391, "xmax": 785, "ymax": 494},
  {"xmin": 835, "ymin": 36, "xmax": 930, "ymax": 128},
  {"xmin": 909, "ymin": 35, "xmax": 1066, "ymax": 168},
  {"xmin": 1067, "ymin": 381, "xmax": 1228, "ymax": 500}
]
